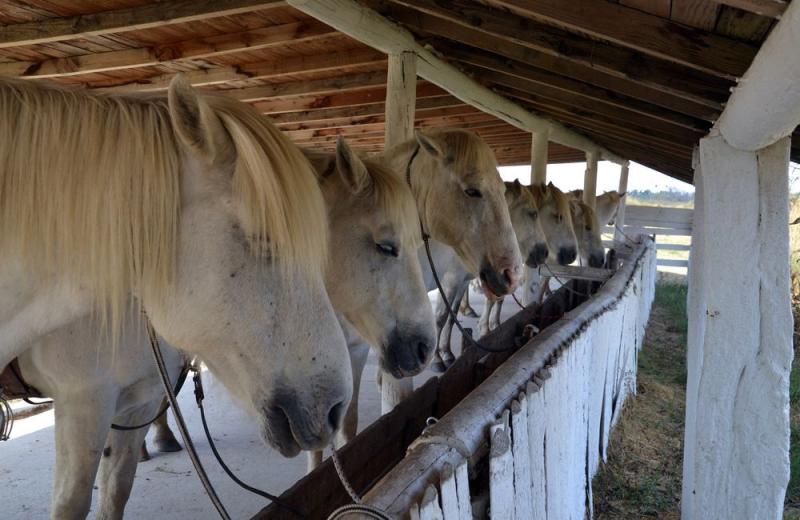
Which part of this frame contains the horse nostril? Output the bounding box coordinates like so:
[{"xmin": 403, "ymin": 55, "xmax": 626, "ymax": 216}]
[
  {"xmin": 503, "ymin": 268, "xmax": 513, "ymax": 287},
  {"xmin": 327, "ymin": 401, "xmax": 345, "ymax": 432},
  {"xmin": 417, "ymin": 342, "xmax": 430, "ymax": 364}
]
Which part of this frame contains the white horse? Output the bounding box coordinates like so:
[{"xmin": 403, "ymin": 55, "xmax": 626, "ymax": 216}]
[
  {"xmin": 15, "ymin": 135, "xmax": 435, "ymax": 517},
  {"xmin": 0, "ymin": 76, "xmax": 354, "ymax": 517},
  {"xmin": 568, "ymin": 189, "xmax": 626, "ymax": 226}
]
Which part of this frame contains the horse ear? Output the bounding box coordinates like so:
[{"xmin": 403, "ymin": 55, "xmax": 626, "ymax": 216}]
[
  {"xmin": 335, "ymin": 137, "xmax": 370, "ymax": 194},
  {"xmin": 415, "ymin": 130, "xmax": 445, "ymax": 159},
  {"xmin": 168, "ymin": 75, "xmax": 226, "ymax": 162}
]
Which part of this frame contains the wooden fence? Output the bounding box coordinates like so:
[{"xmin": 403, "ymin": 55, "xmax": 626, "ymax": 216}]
[
  {"xmin": 363, "ymin": 239, "xmax": 657, "ymax": 519},
  {"xmin": 604, "ymin": 204, "xmax": 692, "ymax": 270}
]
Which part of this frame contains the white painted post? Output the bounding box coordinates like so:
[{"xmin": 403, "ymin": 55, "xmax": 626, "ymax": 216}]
[
  {"xmin": 531, "ymin": 129, "xmax": 549, "ymax": 186},
  {"xmin": 381, "ymin": 50, "xmax": 417, "ymax": 414},
  {"xmin": 614, "ymin": 162, "xmax": 630, "ymax": 243},
  {"xmin": 419, "ymin": 484, "xmax": 445, "ymax": 520},
  {"xmin": 439, "ymin": 463, "xmax": 460, "ymax": 520},
  {"xmin": 454, "ymin": 461, "xmax": 471, "ymax": 517},
  {"xmin": 511, "ymin": 396, "xmax": 533, "ymax": 520},
  {"xmin": 489, "ymin": 427, "xmax": 515, "ymax": 520},
  {"xmin": 583, "ymin": 150, "xmax": 598, "ymax": 209},
  {"xmin": 682, "ymin": 134, "xmax": 792, "ymax": 519}
]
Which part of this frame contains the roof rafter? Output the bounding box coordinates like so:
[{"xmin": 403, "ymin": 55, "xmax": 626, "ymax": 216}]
[{"xmin": 0, "ymin": 0, "xmax": 283, "ymax": 48}]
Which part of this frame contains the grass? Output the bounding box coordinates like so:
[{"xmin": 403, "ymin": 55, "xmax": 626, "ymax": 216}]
[{"xmin": 593, "ymin": 279, "xmax": 687, "ymax": 519}]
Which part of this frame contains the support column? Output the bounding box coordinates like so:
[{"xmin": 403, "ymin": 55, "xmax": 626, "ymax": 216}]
[
  {"xmin": 682, "ymin": 134, "xmax": 792, "ymax": 519},
  {"xmin": 614, "ymin": 162, "xmax": 629, "ymax": 243},
  {"xmin": 531, "ymin": 128, "xmax": 549, "ymax": 185},
  {"xmin": 583, "ymin": 150, "xmax": 598, "ymax": 209},
  {"xmin": 382, "ymin": 51, "xmax": 417, "ymax": 414}
]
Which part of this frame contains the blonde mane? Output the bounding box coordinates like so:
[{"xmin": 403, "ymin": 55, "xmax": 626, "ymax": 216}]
[
  {"xmin": 530, "ymin": 183, "xmax": 572, "ymax": 218},
  {"xmin": 0, "ymin": 78, "xmax": 326, "ymax": 335}
]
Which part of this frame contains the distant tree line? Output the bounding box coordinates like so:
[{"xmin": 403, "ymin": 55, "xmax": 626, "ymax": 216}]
[{"xmin": 627, "ymin": 188, "xmax": 694, "ymax": 204}]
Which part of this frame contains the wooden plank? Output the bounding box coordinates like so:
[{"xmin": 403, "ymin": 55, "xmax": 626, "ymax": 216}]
[
  {"xmin": 715, "ymin": 6, "xmax": 774, "ymax": 42},
  {"xmin": 439, "ymin": 463, "xmax": 460, "ymax": 520},
  {"xmin": 620, "ymin": 0, "xmax": 672, "ymax": 17},
  {"xmin": 268, "ymin": 95, "xmax": 462, "ymax": 124},
  {"xmin": 657, "ymin": 258, "xmax": 690, "ymax": 267},
  {"xmin": 603, "ymin": 225, "xmax": 691, "ymax": 236},
  {"xmin": 0, "ymin": 0, "xmax": 282, "ymax": 49},
  {"xmin": 625, "ymin": 206, "xmax": 694, "ymax": 226},
  {"xmin": 98, "ymin": 48, "xmax": 387, "ymax": 92},
  {"xmin": 671, "ymin": 0, "xmax": 722, "ymax": 30},
  {"xmin": 511, "ymin": 396, "xmax": 533, "ymax": 520},
  {"xmin": 420, "ymin": 485, "xmax": 445, "ymax": 520},
  {"xmin": 446, "ymin": 47, "xmax": 709, "ymax": 133},
  {"xmin": 288, "ymin": 0, "xmax": 625, "ymax": 162},
  {"xmin": 710, "ymin": 0, "xmax": 787, "ymax": 18},
  {"xmin": 375, "ymin": 0, "xmax": 730, "ymax": 110},
  {"xmin": 489, "ymin": 428, "xmax": 515, "ymax": 520},
  {"xmin": 657, "ymin": 243, "xmax": 693, "ymax": 251},
  {"xmin": 226, "ymin": 71, "xmax": 388, "ymax": 102},
  {"xmin": 0, "ymin": 20, "xmax": 335, "ymax": 78},
  {"xmin": 526, "ymin": 381, "xmax": 546, "ymax": 519},
  {"xmin": 454, "ymin": 462, "xmax": 472, "ymax": 518},
  {"xmin": 490, "ymin": 0, "xmax": 757, "ymax": 78},
  {"xmin": 540, "ymin": 264, "xmax": 613, "ymax": 282}
]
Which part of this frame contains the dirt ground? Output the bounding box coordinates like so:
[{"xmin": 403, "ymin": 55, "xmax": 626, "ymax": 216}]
[{"xmin": 592, "ymin": 277, "xmax": 687, "ymax": 519}]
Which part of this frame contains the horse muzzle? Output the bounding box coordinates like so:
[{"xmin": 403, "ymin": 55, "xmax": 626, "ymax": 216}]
[
  {"xmin": 588, "ymin": 252, "xmax": 605, "ymax": 268},
  {"xmin": 381, "ymin": 329, "xmax": 435, "ymax": 378},
  {"xmin": 262, "ymin": 390, "xmax": 347, "ymax": 457},
  {"xmin": 557, "ymin": 246, "xmax": 577, "ymax": 266},
  {"xmin": 479, "ymin": 259, "xmax": 520, "ymax": 297},
  {"xmin": 526, "ymin": 243, "xmax": 549, "ymax": 268}
]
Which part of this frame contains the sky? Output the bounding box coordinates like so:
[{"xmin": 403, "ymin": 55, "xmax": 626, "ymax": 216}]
[
  {"xmin": 498, "ymin": 161, "xmax": 694, "ymax": 193},
  {"xmin": 498, "ymin": 161, "xmax": 800, "ymax": 194}
]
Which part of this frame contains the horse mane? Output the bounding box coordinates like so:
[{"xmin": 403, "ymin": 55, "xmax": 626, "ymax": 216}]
[
  {"xmin": 529, "ymin": 183, "xmax": 572, "ymax": 218},
  {"xmin": 385, "ymin": 129, "xmax": 498, "ymax": 181},
  {"xmin": 570, "ymin": 198, "xmax": 597, "ymax": 229},
  {"xmin": 0, "ymin": 77, "xmax": 326, "ymax": 336},
  {"xmin": 306, "ymin": 149, "xmax": 420, "ymax": 250},
  {"xmin": 505, "ymin": 181, "xmax": 536, "ymax": 210}
]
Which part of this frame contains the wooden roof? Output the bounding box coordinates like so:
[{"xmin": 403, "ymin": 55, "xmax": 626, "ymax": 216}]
[{"xmin": 0, "ymin": 0, "xmax": 793, "ymax": 183}]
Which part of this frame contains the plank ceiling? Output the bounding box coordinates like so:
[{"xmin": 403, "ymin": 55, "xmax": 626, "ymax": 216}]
[{"xmin": 0, "ymin": 0, "xmax": 793, "ymax": 183}]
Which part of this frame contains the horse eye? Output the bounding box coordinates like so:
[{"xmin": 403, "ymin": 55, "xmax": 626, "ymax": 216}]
[
  {"xmin": 529, "ymin": 210, "xmax": 538, "ymax": 220},
  {"xmin": 376, "ymin": 242, "xmax": 399, "ymax": 257},
  {"xmin": 464, "ymin": 188, "xmax": 482, "ymax": 198}
]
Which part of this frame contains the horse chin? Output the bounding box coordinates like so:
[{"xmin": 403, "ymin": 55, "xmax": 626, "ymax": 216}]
[{"xmin": 261, "ymin": 408, "xmax": 302, "ymax": 458}]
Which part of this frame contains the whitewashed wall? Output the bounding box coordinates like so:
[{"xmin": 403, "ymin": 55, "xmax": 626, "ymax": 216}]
[{"xmin": 365, "ymin": 239, "xmax": 657, "ymax": 519}]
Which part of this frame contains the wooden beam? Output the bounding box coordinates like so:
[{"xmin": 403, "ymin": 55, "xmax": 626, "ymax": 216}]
[
  {"xmin": 709, "ymin": 0, "xmax": 787, "ymax": 18},
  {"xmin": 267, "ymin": 95, "xmax": 463, "ymax": 123},
  {"xmin": 254, "ymin": 82, "xmax": 444, "ymax": 114},
  {"xmin": 459, "ymin": 62, "xmax": 709, "ymax": 139},
  {"xmin": 98, "ymin": 48, "xmax": 386, "ymax": 92},
  {"xmin": 442, "ymin": 44, "xmax": 711, "ymax": 131},
  {"xmin": 717, "ymin": 1, "xmax": 800, "ymax": 150},
  {"xmin": 614, "ymin": 162, "xmax": 630, "ymax": 243},
  {"xmin": 287, "ymin": 0, "xmax": 626, "ymax": 163},
  {"xmin": 488, "ymin": 0, "xmax": 758, "ymax": 78},
  {"xmin": 532, "ymin": 129, "xmax": 549, "ymax": 185},
  {"xmin": 500, "ymin": 87, "xmax": 700, "ymax": 151},
  {"xmin": 583, "ymin": 151, "xmax": 598, "ymax": 209},
  {"xmin": 384, "ymin": 52, "xmax": 418, "ymax": 149},
  {"xmin": 0, "ymin": 0, "xmax": 282, "ymax": 49},
  {"xmin": 0, "ymin": 20, "xmax": 335, "ymax": 79},
  {"xmin": 373, "ymin": 0, "xmax": 730, "ymax": 111},
  {"xmin": 226, "ymin": 71, "xmax": 388, "ymax": 102}
]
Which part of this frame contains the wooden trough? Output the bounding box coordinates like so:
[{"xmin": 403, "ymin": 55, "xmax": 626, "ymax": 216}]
[{"xmin": 255, "ymin": 237, "xmax": 656, "ymax": 519}]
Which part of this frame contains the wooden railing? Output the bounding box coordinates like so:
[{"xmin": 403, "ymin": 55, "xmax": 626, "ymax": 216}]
[
  {"xmin": 363, "ymin": 239, "xmax": 657, "ymax": 518},
  {"xmin": 605, "ymin": 204, "xmax": 692, "ymax": 270}
]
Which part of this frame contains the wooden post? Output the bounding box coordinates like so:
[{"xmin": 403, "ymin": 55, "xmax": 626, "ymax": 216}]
[
  {"xmin": 583, "ymin": 150, "xmax": 598, "ymax": 209},
  {"xmin": 531, "ymin": 128, "xmax": 549, "ymax": 185},
  {"xmin": 382, "ymin": 50, "xmax": 417, "ymax": 414},
  {"xmin": 384, "ymin": 51, "xmax": 416, "ymax": 150},
  {"xmin": 682, "ymin": 134, "xmax": 792, "ymax": 519},
  {"xmin": 614, "ymin": 161, "xmax": 630, "ymax": 243}
]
